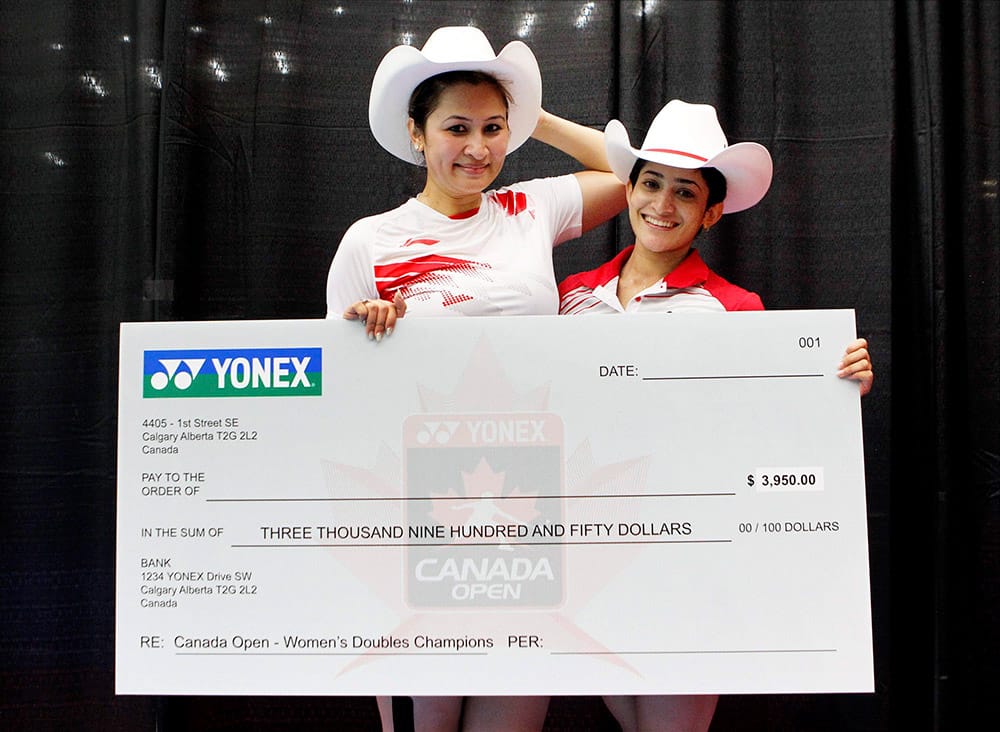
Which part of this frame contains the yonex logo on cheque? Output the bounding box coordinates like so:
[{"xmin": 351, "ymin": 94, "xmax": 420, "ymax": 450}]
[{"xmin": 143, "ymin": 348, "xmax": 322, "ymax": 398}]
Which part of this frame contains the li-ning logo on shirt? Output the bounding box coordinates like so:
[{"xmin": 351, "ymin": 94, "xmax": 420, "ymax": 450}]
[
  {"xmin": 402, "ymin": 237, "xmax": 440, "ymax": 247},
  {"xmin": 143, "ymin": 348, "xmax": 322, "ymax": 398}
]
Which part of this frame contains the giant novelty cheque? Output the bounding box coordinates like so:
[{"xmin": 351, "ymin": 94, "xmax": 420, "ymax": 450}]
[{"xmin": 116, "ymin": 311, "xmax": 873, "ymax": 695}]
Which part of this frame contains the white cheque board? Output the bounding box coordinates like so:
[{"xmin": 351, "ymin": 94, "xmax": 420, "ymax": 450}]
[{"xmin": 115, "ymin": 311, "xmax": 873, "ymax": 695}]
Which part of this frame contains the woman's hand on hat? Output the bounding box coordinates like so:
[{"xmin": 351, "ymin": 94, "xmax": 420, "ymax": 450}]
[
  {"xmin": 837, "ymin": 338, "xmax": 873, "ymax": 397},
  {"xmin": 343, "ymin": 292, "xmax": 407, "ymax": 342}
]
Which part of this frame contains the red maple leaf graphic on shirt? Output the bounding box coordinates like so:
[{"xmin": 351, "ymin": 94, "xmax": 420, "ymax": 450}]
[{"xmin": 490, "ymin": 189, "xmax": 534, "ymax": 218}]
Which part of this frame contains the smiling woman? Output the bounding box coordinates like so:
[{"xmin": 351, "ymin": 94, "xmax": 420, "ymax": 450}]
[
  {"xmin": 559, "ymin": 100, "xmax": 773, "ymax": 316},
  {"xmin": 557, "ymin": 99, "xmax": 875, "ymax": 732},
  {"xmin": 322, "ymin": 24, "xmax": 626, "ymax": 732},
  {"xmin": 325, "ymin": 26, "xmax": 625, "ymax": 340}
]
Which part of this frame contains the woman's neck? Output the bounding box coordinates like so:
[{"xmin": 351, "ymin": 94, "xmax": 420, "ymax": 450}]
[
  {"xmin": 616, "ymin": 244, "xmax": 692, "ymax": 307},
  {"xmin": 416, "ymin": 189, "xmax": 482, "ymax": 217}
]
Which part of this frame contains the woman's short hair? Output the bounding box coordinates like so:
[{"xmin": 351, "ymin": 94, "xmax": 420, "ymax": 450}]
[
  {"xmin": 408, "ymin": 70, "xmax": 513, "ymax": 132},
  {"xmin": 628, "ymin": 159, "xmax": 729, "ymax": 209}
]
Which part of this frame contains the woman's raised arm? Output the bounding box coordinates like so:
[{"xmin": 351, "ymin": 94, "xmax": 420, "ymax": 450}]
[{"xmin": 532, "ymin": 109, "xmax": 626, "ymax": 232}]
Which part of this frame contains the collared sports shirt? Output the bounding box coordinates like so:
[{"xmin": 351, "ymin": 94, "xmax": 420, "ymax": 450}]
[{"xmin": 558, "ymin": 246, "xmax": 764, "ymax": 315}]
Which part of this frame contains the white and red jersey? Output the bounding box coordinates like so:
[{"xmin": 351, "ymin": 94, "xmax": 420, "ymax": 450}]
[
  {"xmin": 558, "ymin": 246, "xmax": 764, "ymax": 314},
  {"xmin": 326, "ymin": 175, "xmax": 582, "ymax": 318}
]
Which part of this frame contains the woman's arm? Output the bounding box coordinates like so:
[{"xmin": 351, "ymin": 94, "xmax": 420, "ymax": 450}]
[
  {"xmin": 327, "ymin": 219, "xmax": 406, "ymax": 341},
  {"xmin": 326, "ymin": 221, "xmax": 378, "ymax": 317},
  {"xmin": 532, "ymin": 109, "xmax": 611, "ymax": 172},
  {"xmin": 531, "ymin": 110, "xmax": 626, "ymax": 232}
]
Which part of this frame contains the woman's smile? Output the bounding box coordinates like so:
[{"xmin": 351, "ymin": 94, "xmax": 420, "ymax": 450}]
[
  {"xmin": 456, "ymin": 160, "xmax": 490, "ymax": 175},
  {"xmin": 640, "ymin": 213, "xmax": 680, "ymax": 230}
]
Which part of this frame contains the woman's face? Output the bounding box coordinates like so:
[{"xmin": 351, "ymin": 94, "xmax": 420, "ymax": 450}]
[
  {"xmin": 627, "ymin": 161, "xmax": 723, "ymax": 256},
  {"xmin": 409, "ymin": 82, "xmax": 510, "ymax": 203}
]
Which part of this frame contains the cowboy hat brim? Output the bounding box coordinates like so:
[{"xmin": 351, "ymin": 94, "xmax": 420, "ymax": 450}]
[
  {"xmin": 605, "ymin": 119, "xmax": 773, "ymax": 214},
  {"xmin": 369, "ymin": 39, "xmax": 542, "ymax": 165}
]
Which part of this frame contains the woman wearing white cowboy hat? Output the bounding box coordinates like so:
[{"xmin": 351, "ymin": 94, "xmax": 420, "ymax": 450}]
[
  {"xmin": 326, "ymin": 25, "xmax": 625, "ymax": 343},
  {"xmin": 324, "ymin": 25, "xmax": 625, "ymax": 732},
  {"xmin": 559, "ymin": 99, "xmax": 872, "ymax": 731}
]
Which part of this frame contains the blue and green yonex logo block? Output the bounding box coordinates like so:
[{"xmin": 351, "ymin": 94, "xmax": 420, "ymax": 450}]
[{"xmin": 143, "ymin": 348, "xmax": 322, "ymax": 398}]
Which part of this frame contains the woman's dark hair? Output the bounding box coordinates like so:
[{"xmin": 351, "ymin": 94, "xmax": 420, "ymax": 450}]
[
  {"xmin": 628, "ymin": 159, "xmax": 728, "ymax": 208},
  {"xmin": 408, "ymin": 70, "xmax": 512, "ymax": 132}
]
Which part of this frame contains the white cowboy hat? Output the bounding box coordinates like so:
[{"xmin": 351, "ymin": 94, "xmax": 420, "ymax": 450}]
[
  {"xmin": 605, "ymin": 99, "xmax": 773, "ymax": 213},
  {"xmin": 368, "ymin": 26, "xmax": 542, "ymax": 165}
]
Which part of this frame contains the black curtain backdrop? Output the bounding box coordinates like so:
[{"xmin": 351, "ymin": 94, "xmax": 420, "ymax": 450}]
[{"xmin": 0, "ymin": 1, "xmax": 996, "ymax": 730}]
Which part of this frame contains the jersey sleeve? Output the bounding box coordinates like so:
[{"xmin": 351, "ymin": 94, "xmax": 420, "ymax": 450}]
[
  {"xmin": 325, "ymin": 217, "xmax": 380, "ymax": 318},
  {"xmin": 514, "ymin": 175, "xmax": 583, "ymax": 248},
  {"xmin": 727, "ymin": 289, "xmax": 765, "ymax": 311},
  {"xmin": 710, "ymin": 283, "xmax": 765, "ymax": 311},
  {"xmin": 701, "ymin": 265, "xmax": 766, "ymax": 312}
]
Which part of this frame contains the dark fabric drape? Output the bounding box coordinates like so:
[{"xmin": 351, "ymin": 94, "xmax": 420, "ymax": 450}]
[
  {"xmin": 891, "ymin": 2, "xmax": 1000, "ymax": 729},
  {"xmin": 1, "ymin": 1, "xmax": 996, "ymax": 730}
]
